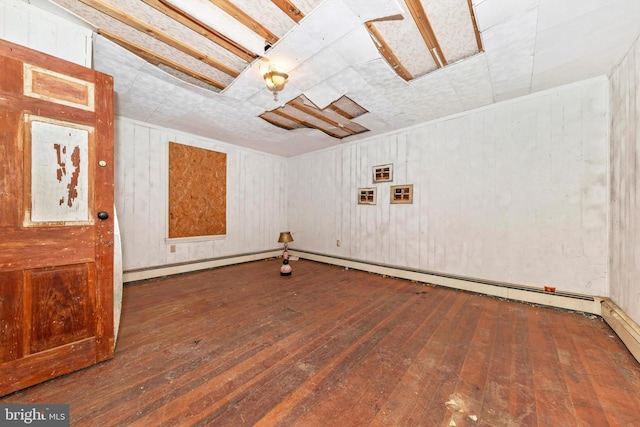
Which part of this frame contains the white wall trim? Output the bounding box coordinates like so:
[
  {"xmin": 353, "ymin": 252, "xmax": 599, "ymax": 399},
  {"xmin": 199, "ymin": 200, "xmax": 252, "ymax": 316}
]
[
  {"xmin": 601, "ymin": 299, "xmax": 640, "ymax": 363},
  {"xmin": 122, "ymin": 250, "xmax": 281, "ymax": 282},
  {"xmin": 289, "ymin": 250, "xmax": 603, "ymax": 315}
]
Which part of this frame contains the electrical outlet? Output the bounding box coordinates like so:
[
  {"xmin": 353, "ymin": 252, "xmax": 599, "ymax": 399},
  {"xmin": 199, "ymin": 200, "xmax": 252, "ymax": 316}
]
[
  {"xmin": 336, "ymin": 240, "xmax": 341, "ymax": 247},
  {"xmin": 170, "ymin": 245, "xmax": 176, "ymax": 253}
]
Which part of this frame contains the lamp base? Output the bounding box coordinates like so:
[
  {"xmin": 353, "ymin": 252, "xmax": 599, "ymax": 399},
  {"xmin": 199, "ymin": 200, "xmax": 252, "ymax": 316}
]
[{"xmin": 280, "ymin": 257, "xmax": 292, "ymax": 276}]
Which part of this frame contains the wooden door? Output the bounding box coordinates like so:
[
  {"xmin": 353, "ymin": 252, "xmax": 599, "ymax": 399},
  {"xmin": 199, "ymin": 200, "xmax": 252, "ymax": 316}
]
[{"xmin": 0, "ymin": 39, "xmax": 115, "ymax": 396}]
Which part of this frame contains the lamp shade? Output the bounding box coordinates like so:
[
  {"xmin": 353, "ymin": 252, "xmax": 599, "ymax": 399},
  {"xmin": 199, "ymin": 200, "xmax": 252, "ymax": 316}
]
[
  {"xmin": 264, "ymin": 70, "xmax": 288, "ymax": 92},
  {"xmin": 278, "ymin": 231, "xmax": 294, "ymax": 243}
]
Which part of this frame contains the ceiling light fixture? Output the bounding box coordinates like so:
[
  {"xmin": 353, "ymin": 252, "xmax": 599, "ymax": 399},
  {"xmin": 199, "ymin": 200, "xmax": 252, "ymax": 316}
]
[{"xmin": 263, "ymin": 65, "xmax": 288, "ymax": 101}]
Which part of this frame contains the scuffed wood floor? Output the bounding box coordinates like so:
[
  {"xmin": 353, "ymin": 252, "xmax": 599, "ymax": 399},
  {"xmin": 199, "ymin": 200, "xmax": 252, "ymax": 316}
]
[{"xmin": 3, "ymin": 259, "xmax": 640, "ymax": 426}]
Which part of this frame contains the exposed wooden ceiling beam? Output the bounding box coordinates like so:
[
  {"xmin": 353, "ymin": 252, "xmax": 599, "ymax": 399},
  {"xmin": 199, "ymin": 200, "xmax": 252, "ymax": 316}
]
[
  {"xmin": 260, "ymin": 114, "xmax": 290, "ymax": 130},
  {"xmin": 467, "ymin": 0, "xmax": 484, "ymax": 52},
  {"xmin": 99, "ymin": 29, "xmax": 226, "ymax": 90},
  {"xmin": 140, "ymin": 0, "xmax": 257, "ymax": 62},
  {"xmin": 365, "ymin": 22, "xmax": 413, "ymax": 81},
  {"xmin": 327, "ymin": 104, "xmax": 354, "ymax": 120},
  {"xmin": 208, "ymin": 0, "xmax": 279, "ymax": 45},
  {"xmin": 261, "ymin": 95, "xmax": 369, "ymax": 138},
  {"xmin": 259, "ymin": 113, "xmax": 304, "ymax": 130},
  {"xmin": 368, "ymin": 14, "xmax": 405, "ymax": 23},
  {"xmin": 328, "ymin": 96, "xmax": 369, "ymax": 119},
  {"xmin": 404, "ymin": 0, "xmax": 447, "ymax": 67},
  {"xmin": 271, "ymin": 108, "xmax": 345, "ymax": 139},
  {"xmin": 271, "ymin": 0, "xmax": 304, "ymax": 23},
  {"xmin": 289, "ymin": 98, "xmax": 359, "ymax": 135},
  {"xmin": 76, "ymin": 0, "xmax": 240, "ymax": 78}
]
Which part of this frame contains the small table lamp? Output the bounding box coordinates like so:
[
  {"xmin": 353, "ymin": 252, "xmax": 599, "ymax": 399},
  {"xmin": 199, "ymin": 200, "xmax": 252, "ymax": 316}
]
[{"xmin": 278, "ymin": 231, "xmax": 293, "ymax": 276}]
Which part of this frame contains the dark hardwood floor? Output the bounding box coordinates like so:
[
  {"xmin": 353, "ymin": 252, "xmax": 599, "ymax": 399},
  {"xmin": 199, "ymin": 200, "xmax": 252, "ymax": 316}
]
[{"xmin": 2, "ymin": 259, "xmax": 640, "ymax": 426}]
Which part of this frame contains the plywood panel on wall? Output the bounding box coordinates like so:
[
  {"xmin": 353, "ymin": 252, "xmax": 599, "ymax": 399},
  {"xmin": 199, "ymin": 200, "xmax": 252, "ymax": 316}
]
[
  {"xmin": 168, "ymin": 142, "xmax": 226, "ymax": 238},
  {"xmin": 114, "ymin": 118, "xmax": 287, "ymax": 271}
]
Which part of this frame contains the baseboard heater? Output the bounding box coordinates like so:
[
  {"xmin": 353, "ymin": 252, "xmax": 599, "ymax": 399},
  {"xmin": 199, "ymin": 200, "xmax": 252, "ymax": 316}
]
[
  {"xmin": 290, "ymin": 249, "xmax": 640, "ymax": 364},
  {"xmin": 290, "ymin": 249, "xmax": 640, "ymax": 363},
  {"xmin": 122, "ymin": 249, "xmax": 282, "ymax": 283},
  {"xmin": 290, "ymin": 249, "xmax": 600, "ymax": 313},
  {"xmin": 121, "ymin": 248, "xmax": 640, "ymax": 364}
]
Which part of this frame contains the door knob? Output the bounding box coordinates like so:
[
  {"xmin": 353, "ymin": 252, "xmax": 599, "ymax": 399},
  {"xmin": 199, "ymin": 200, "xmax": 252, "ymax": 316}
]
[{"xmin": 97, "ymin": 211, "xmax": 109, "ymax": 220}]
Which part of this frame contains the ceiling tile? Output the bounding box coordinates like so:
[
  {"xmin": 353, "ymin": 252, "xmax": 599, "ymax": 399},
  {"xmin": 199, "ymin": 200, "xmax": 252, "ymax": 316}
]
[
  {"xmin": 332, "ymin": 27, "xmax": 381, "ymax": 66},
  {"xmin": 41, "ymin": 0, "xmax": 640, "ymax": 156},
  {"xmin": 472, "ymin": 0, "xmax": 538, "ymax": 32},
  {"xmin": 481, "ymin": 6, "xmax": 537, "ymax": 100},
  {"xmin": 445, "ymin": 53, "xmax": 494, "ymax": 110}
]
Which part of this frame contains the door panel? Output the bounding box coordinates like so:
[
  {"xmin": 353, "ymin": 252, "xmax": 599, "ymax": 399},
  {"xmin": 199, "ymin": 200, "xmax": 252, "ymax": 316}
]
[
  {"xmin": 0, "ymin": 39, "xmax": 114, "ymax": 396},
  {"xmin": 26, "ymin": 116, "xmax": 94, "ymax": 225},
  {"xmin": 0, "ymin": 271, "xmax": 23, "ymax": 362},
  {"xmin": 23, "ymin": 63, "xmax": 96, "ymax": 112},
  {"xmin": 0, "ymin": 110, "xmax": 22, "ymax": 227},
  {"xmin": 0, "ymin": 227, "xmax": 96, "ymax": 269},
  {"xmin": 28, "ymin": 264, "xmax": 95, "ymax": 353}
]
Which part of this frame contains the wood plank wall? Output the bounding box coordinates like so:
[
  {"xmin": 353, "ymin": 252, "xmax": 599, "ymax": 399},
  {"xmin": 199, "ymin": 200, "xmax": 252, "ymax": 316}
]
[
  {"xmin": 0, "ymin": 0, "xmax": 92, "ymax": 67},
  {"xmin": 115, "ymin": 118, "xmax": 287, "ymax": 271},
  {"xmin": 288, "ymin": 78, "xmax": 609, "ymax": 296},
  {"xmin": 610, "ymin": 36, "xmax": 640, "ymax": 326}
]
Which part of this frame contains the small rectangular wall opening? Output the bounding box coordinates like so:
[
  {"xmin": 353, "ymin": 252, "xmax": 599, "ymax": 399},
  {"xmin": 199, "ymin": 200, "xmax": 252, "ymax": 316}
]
[
  {"xmin": 358, "ymin": 188, "xmax": 377, "ymax": 205},
  {"xmin": 391, "ymin": 184, "xmax": 413, "ymax": 204}
]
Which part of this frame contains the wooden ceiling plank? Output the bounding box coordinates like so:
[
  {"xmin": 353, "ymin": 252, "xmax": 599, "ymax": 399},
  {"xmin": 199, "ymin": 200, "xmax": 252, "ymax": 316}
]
[
  {"xmin": 327, "ymin": 104, "xmax": 354, "ymax": 120},
  {"xmin": 289, "ymin": 99, "xmax": 358, "ymax": 135},
  {"xmin": 272, "ymin": 109, "xmax": 344, "ymax": 139},
  {"xmin": 99, "ymin": 29, "xmax": 227, "ymax": 90},
  {"xmin": 368, "ymin": 14, "xmax": 404, "ymax": 23},
  {"xmin": 271, "ymin": 0, "xmax": 305, "ymax": 23},
  {"xmin": 260, "ymin": 95, "xmax": 369, "ymax": 139},
  {"xmin": 404, "ymin": 0, "xmax": 448, "ymax": 67},
  {"xmin": 333, "ymin": 95, "xmax": 368, "ymax": 117},
  {"xmin": 334, "ymin": 105, "xmax": 366, "ymax": 120},
  {"xmin": 329, "ymin": 118, "xmax": 367, "ymax": 135},
  {"xmin": 260, "ymin": 111, "xmax": 306, "ymax": 129},
  {"xmin": 208, "ymin": 0, "xmax": 279, "ymax": 45},
  {"xmin": 140, "ymin": 0, "xmax": 257, "ymax": 62},
  {"xmin": 76, "ymin": 0, "xmax": 241, "ymax": 78},
  {"xmin": 365, "ymin": 22, "xmax": 413, "ymax": 81},
  {"xmin": 328, "ymin": 96, "xmax": 367, "ymax": 120},
  {"xmin": 467, "ymin": 0, "xmax": 484, "ymax": 52},
  {"xmin": 259, "ymin": 113, "xmax": 298, "ymax": 130}
]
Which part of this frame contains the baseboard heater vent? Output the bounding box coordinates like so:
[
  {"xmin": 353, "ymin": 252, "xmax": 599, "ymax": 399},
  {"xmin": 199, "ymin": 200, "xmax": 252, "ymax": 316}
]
[
  {"xmin": 122, "ymin": 249, "xmax": 281, "ymax": 283},
  {"xmin": 290, "ymin": 249, "xmax": 601, "ymax": 315}
]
